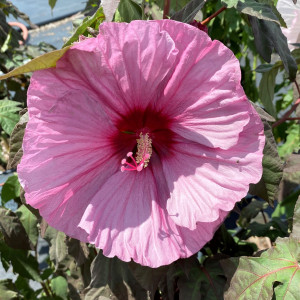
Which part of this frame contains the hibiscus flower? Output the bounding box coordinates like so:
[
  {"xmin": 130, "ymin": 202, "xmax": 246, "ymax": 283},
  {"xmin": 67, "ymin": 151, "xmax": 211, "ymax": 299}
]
[
  {"xmin": 277, "ymin": 0, "xmax": 300, "ymax": 50},
  {"xmin": 18, "ymin": 20, "xmax": 264, "ymax": 267}
]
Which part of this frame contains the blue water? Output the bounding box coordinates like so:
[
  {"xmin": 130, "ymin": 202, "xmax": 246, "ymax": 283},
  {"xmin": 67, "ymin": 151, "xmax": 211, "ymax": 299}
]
[{"xmin": 8, "ymin": 0, "xmax": 85, "ymax": 25}]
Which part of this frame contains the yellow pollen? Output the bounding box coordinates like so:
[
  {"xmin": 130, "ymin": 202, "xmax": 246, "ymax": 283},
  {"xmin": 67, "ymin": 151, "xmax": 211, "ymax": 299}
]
[{"xmin": 135, "ymin": 133, "xmax": 152, "ymax": 168}]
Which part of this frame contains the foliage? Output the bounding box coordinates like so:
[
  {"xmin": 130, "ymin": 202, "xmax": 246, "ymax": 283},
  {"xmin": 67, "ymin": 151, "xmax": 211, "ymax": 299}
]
[{"xmin": 0, "ymin": 0, "xmax": 299, "ymax": 299}]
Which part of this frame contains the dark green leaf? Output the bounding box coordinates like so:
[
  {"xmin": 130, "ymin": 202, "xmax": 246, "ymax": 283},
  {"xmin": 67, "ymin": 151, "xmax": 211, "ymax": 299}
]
[
  {"xmin": 85, "ymin": 251, "xmax": 147, "ymax": 300},
  {"xmin": 237, "ymin": 199, "xmax": 268, "ymax": 227},
  {"xmin": 258, "ymin": 67, "xmax": 278, "ymax": 117},
  {"xmin": 0, "ymin": 99, "xmax": 21, "ymax": 135},
  {"xmin": 255, "ymin": 63, "xmax": 275, "ymax": 73},
  {"xmin": 7, "ymin": 110, "xmax": 28, "ymax": 169},
  {"xmin": 14, "ymin": 276, "xmax": 36, "ymax": 300},
  {"xmin": 1, "ymin": 174, "xmax": 20, "ymax": 204},
  {"xmin": 50, "ymin": 276, "xmax": 69, "ymax": 300},
  {"xmin": 266, "ymin": 0, "xmax": 287, "ymax": 28},
  {"xmin": 43, "ymin": 226, "xmax": 68, "ymax": 270},
  {"xmin": 237, "ymin": 0, "xmax": 280, "ymax": 24},
  {"xmin": 0, "ymin": 279, "xmax": 18, "ymax": 300},
  {"xmin": 243, "ymin": 219, "xmax": 288, "ymax": 241},
  {"xmin": 224, "ymin": 237, "xmax": 300, "ymax": 300},
  {"xmin": 251, "ymin": 103, "xmax": 275, "ymax": 122},
  {"xmin": 116, "ymin": 0, "xmax": 142, "ymax": 23},
  {"xmin": 220, "ymin": 257, "xmax": 239, "ymax": 292},
  {"xmin": 0, "ymin": 239, "xmax": 42, "ymax": 282},
  {"xmin": 171, "ymin": 0, "xmax": 205, "ymax": 23},
  {"xmin": 249, "ymin": 116, "xmax": 283, "ymax": 205},
  {"xmin": 128, "ymin": 262, "xmax": 168, "ymax": 299},
  {"xmin": 66, "ymin": 238, "xmax": 90, "ymax": 267},
  {"xmin": 48, "ymin": 0, "xmax": 57, "ymax": 10},
  {"xmin": 248, "ymin": 17, "xmax": 298, "ymax": 80},
  {"xmin": 16, "ymin": 204, "xmax": 39, "ymax": 247},
  {"xmin": 63, "ymin": 7, "xmax": 105, "ymax": 47},
  {"xmin": 0, "ymin": 207, "xmax": 32, "ymax": 250},
  {"xmin": 160, "ymin": 256, "xmax": 226, "ymax": 300}
]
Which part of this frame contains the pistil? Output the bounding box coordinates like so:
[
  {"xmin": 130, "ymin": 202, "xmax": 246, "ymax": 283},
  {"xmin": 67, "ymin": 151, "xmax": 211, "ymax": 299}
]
[{"xmin": 121, "ymin": 133, "xmax": 152, "ymax": 172}]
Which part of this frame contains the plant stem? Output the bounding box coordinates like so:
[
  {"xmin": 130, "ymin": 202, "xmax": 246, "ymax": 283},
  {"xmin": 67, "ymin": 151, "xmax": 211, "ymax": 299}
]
[
  {"xmin": 285, "ymin": 117, "xmax": 300, "ymax": 121},
  {"xmin": 163, "ymin": 0, "xmax": 170, "ymax": 19},
  {"xmin": 294, "ymin": 80, "xmax": 300, "ymax": 97},
  {"xmin": 272, "ymin": 80, "xmax": 300, "ymax": 128},
  {"xmin": 261, "ymin": 210, "xmax": 267, "ymax": 224},
  {"xmin": 41, "ymin": 282, "xmax": 51, "ymax": 297},
  {"xmin": 201, "ymin": 6, "xmax": 227, "ymax": 26},
  {"xmin": 272, "ymin": 98, "xmax": 300, "ymax": 128}
]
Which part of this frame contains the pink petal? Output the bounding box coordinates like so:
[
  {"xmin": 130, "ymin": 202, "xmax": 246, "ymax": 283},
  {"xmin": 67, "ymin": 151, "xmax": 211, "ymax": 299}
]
[
  {"xmin": 18, "ymin": 70, "xmax": 119, "ymax": 239},
  {"xmin": 148, "ymin": 20, "xmax": 250, "ymax": 150},
  {"xmin": 59, "ymin": 21, "xmax": 178, "ymax": 120},
  {"xmin": 78, "ymin": 155, "xmax": 229, "ymax": 267},
  {"xmin": 164, "ymin": 104, "xmax": 265, "ymax": 229}
]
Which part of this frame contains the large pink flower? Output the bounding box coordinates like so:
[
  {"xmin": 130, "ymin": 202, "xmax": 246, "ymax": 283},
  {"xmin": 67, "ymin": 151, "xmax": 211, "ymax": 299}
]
[{"xmin": 18, "ymin": 20, "xmax": 264, "ymax": 267}]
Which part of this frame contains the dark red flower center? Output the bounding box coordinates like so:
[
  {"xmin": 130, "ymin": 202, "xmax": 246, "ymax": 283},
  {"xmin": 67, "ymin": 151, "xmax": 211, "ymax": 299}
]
[{"xmin": 112, "ymin": 108, "xmax": 175, "ymax": 171}]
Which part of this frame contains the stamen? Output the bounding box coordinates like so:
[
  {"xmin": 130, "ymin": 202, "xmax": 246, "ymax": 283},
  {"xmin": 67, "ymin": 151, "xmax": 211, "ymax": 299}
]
[{"xmin": 120, "ymin": 133, "xmax": 152, "ymax": 172}]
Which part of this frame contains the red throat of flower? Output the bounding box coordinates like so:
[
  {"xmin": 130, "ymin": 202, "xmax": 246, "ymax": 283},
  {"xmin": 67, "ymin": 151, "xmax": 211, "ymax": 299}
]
[{"xmin": 121, "ymin": 133, "xmax": 153, "ymax": 172}]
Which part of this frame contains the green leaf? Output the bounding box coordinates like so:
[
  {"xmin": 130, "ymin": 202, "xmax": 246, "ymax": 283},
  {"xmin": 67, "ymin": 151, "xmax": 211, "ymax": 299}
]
[
  {"xmin": 249, "ymin": 114, "xmax": 283, "ymax": 205},
  {"xmin": 248, "ymin": 17, "xmax": 298, "ymax": 80},
  {"xmin": 0, "ymin": 46, "xmax": 71, "ymax": 80},
  {"xmin": 50, "ymin": 276, "xmax": 69, "ymax": 300},
  {"xmin": 85, "ymin": 251, "xmax": 147, "ymax": 300},
  {"xmin": 278, "ymin": 123, "xmax": 300, "ymax": 158},
  {"xmin": 0, "ymin": 239, "xmax": 42, "ymax": 282},
  {"xmin": 237, "ymin": 199, "xmax": 268, "ymax": 227},
  {"xmin": 128, "ymin": 262, "xmax": 168, "ymax": 298},
  {"xmin": 1, "ymin": 174, "xmax": 21, "ymax": 204},
  {"xmin": 16, "ymin": 204, "xmax": 39, "ymax": 247},
  {"xmin": 48, "ymin": 0, "xmax": 57, "ymax": 10},
  {"xmin": 291, "ymin": 196, "xmax": 300, "ymax": 239},
  {"xmin": 14, "ymin": 276, "xmax": 36, "ymax": 299},
  {"xmin": 0, "ymin": 279, "xmax": 18, "ymax": 300},
  {"xmin": 221, "ymin": 0, "xmax": 239, "ymax": 8},
  {"xmin": 251, "ymin": 103, "xmax": 275, "ymax": 122},
  {"xmin": 258, "ymin": 68, "xmax": 278, "ymax": 118},
  {"xmin": 7, "ymin": 111, "xmax": 28, "ymax": 169},
  {"xmin": 0, "ymin": 99, "xmax": 21, "ymax": 135},
  {"xmin": 255, "ymin": 63, "xmax": 275, "ymax": 73},
  {"xmin": 0, "ymin": 207, "xmax": 32, "ymax": 250},
  {"xmin": 242, "ymin": 219, "xmax": 288, "ymax": 241},
  {"xmin": 66, "ymin": 237, "xmax": 91, "ymax": 266},
  {"xmin": 116, "ymin": 0, "xmax": 142, "ymax": 23},
  {"xmin": 63, "ymin": 7, "xmax": 105, "ymax": 47},
  {"xmin": 264, "ymin": 0, "xmax": 287, "ymax": 28},
  {"xmin": 171, "ymin": 0, "xmax": 205, "ymax": 23},
  {"xmin": 1, "ymin": 28, "xmax": 12, "ymax": 53},
  {"xmin": 224, "ymin": 237, "xmax": 300, "ymax": 300},
  {"xmin": 160, "ymin": 256, "xmax": 226, "ymax": 300},
  {"xmin": 236, "ymin": 0, "xmax": 280, "ymax": 24},
  {"xmin": 222, "ymin": 0, "xmax": 286, "ymax": 27},
  {"xmin": 43, "ymin": 226, "xmax": 68, "ymax": 270}
]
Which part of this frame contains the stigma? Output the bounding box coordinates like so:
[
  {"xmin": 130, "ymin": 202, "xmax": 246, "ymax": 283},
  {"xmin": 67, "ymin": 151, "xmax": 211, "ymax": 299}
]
[{"xmin": 121, "ymin": 133, "xmax": 152, "ymax": 172}]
